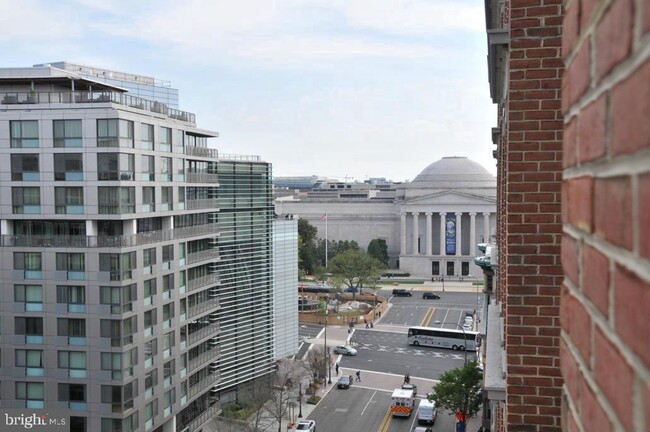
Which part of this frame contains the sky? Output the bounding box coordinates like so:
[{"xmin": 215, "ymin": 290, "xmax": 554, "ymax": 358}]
[{"xmin": 0, "ymin": 0, "xmax": 496, "ymax": 182}]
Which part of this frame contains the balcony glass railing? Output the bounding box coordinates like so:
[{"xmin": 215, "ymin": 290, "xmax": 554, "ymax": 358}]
[
  {"xmin": 0, "ymin": 224, "xmax": 219, "ymax": 248},
  {"xmin": 0, "ymin": 91, "xmax": 196, "ymax": 123},
  {"xmin": 188, "ymin": 372, "xmax": 220, "ymax": 399},
  {"xmin": 187, "ymin": 274, "xmax": 219, "ymax": 292}
]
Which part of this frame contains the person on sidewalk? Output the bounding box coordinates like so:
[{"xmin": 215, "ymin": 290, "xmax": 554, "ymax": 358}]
[
  {"xmin": 356, "ymin": 371, "xmax": 361, "ymax": 381},
  {"xmin": 335, "ymin": 363, "xmax": 339, "ymax": 375}
]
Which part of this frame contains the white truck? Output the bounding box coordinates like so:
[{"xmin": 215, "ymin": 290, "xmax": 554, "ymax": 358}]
[
  {"xmin": 390, "ymin": 388, "xmax": 415, "ymax": 417},
  {"xmin": 417, "ymin": 399, "xmax": 437, "ymax": 425}
]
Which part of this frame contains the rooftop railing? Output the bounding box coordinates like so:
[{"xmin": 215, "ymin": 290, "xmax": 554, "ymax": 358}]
[{"xmin": 0, "ymin": 90, "xmax": 195, "ymax": 124}]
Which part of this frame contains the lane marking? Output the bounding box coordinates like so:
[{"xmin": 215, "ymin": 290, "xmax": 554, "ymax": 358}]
[{"xmin": 361, "ymin": 390, "xmax": 377, "ymax": 416}]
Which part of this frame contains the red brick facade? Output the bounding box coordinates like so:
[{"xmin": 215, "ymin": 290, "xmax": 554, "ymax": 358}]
[{"xmin": 561, "ymin": 0, "xmax": 650, "ymax": 431}]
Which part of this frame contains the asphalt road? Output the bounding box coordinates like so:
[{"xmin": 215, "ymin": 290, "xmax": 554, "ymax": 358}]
[
  {"xmin": 309, "ymin": 386, "xmax": 479, "ymax": 432},
  {"xmin": 337, "ymin": 329, "xmax": 475, "ymax": 381}
]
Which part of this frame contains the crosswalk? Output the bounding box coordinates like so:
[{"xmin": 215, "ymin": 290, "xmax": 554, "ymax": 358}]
[{"xmin": 353, "ymin": 341, "xmax": 470, "ymax": 360}]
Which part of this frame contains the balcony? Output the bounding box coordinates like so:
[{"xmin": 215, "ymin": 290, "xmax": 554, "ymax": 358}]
[
  {"xmin": 188, "ymin": 349, "xmax": 220, "ymax": 373},
  {"xmin": 186, "ymin": 199, "xmax": 218, "ymax": 211},
  {"xmin": 187, "ymin": 249, "xmax": 220, "ymax": 265},
  {"xmin": 178, "ymin": 400, "xmax": 221, "ymax": 432},
  {"xmin": 185, "ymin": 146, "xmax": 219, "ymax": 159},
  {"xmin": 187, "ymin": 323, "xmax": 220, "ymax": 346},
  {"xmin": 187, "ymin": 274, "xmax": 219, "ymax": 292},
  {"xmin": 0, "ymin": 224, "xmax": 218, "ymax": 248},
  {"xmin": 0, "ymin": 90, "xmax": 195, "ymax": 124},
  {"xmin": 188, "ymin": 372, "xmax": 220, "ymax": 399},
  {"xmin": 186, "ymin": 173, "xmax": 219, "ymax": 184},
  {"xmin": 187, "ymin": 298, "xmax": 220, "ymax": 320}
]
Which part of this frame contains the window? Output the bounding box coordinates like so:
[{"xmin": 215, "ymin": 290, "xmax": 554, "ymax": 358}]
[
  {"xmin": 144, "ymin": 369, "xmax": 158, "ymax": 398},
  {"xmin": 12, "ymin": 186, "xmax": 40, "ymax": 214},
  {"xmin": 59, "ymin": 384, "xmax": 86, "ymax": 407},
  {"xmin": 58, "ymin": 351, "xmax": 87, "ymax": 378},
  {"xmin": 141, "ymin": 155, "xmax": 155, "ymax": 181},
  {"xmin": 101, "ymin": 320, "xmax": 121, "ymax": 347},
  {"xmin": 178, "ymin": 186, "xmax": 185, "ymax": 209},
  {"xmin": 162, "ymin": 330, "xmax": 174, "ymax": 356},
  {"xmin": 144, "ymin": 278, "xmax": 157, "ymax": 305},
  {"xmin": 144, "ymin": 339, "xmax": 157, "ymax": 367},
  {"xmin": 15, "ymin": 284, "xmax": 43, "ymax": 311},
  {"xmin": 163, "ymin": 389, "xmax": 175, "ymax": 416},
  {"xmin": 97, "ymin": 119, "xmax": 134, "ymax": 148},
  {"xmin": 141, "ymin": 123, "xmax": 154, "ymax": 150},
  {"xmin": 16, "ymin": 349, "xmax": 44, "ymax": 376},
  {"xmin": 162, "ymin": 274, "xmax": 174, "ymax": 298},
  {"xmin": 144, "ymin": 309, "xmax": 157, "ymax": 336},
  {"xmin": 101, "ymin": 413, "xmax": 138, "ymax": 432},
  {"xmin": 15, "ymin": 317, "xmax": 44, "ymax": 337},
  {"xmin": 14, "ymin": 252, "xmax": 42, "ymax": 279},
  {"xmin": 462, "ymin": 261, "xmax": 470, "ymax": 276},
  {"xmin": 161, "ymin": 187, "xmax": 172, "ymax": 211},
  {"xmin": 160, "ymin": 126, "xmax": 172, "ymax": 151},
  {"xmin": 446, "ymin": 261, "xmax": 455, "ymax": 276},
  {"xmin": 161, "ymin": 157, "xmax": 172, "ymax": 181},
  {"xmin": 101, "ymin": 352, "xmax": 123, "ymax": 379},
  {"xmin": 58, "ymin": 318, "xmax": 86, "ymax": 344},
  {"xmin": 54, "ymin": 119, "xmax": 82, "ymax": 147},
  {"xmin": 16, "ymin": 382, "xmax": 44, "ymax": 408},
  {"xmin": 174, "ymin": 129, "xmax": 184, "ymax": 153},
  {"xmin": 100, "ymin": 286, "xmax": 121, "ymax": 314},
  {"xmin": 10, "ymin": 120, "xmax": 39, "ymax": 148},
  {"xmin": 98, "ymin": 187, "xmax": 135, "ymax": 214},
  {"xmin": 57, "ymin": 285, "xmax": 86, "ymax": 312},
  {"xmin": 56, "ymin": 253, "xmax": 85, "ymax": 274},
  {"xmin": 55, "ymin": 187, "xmax": 84, "ymax": 214},
  {"xmin": 163, "ymin": 360, "xmax": 174, "ymax": 387},
  {"xmin": 99, "ymin": 252, "xmax": 136, "ymax": 281},
  {"xmin": 142, "ymin": 187, "xmax": 155, "ymax": 212},
  {"xmin": 11, "ymin": 154, "xmax": 39, "ymax": 181},
  {"xmin": 432, "ymin": 261, "xmax": 440, "ymax": 276},
  {"xmin": 54, "ymin": 153, "xmax": 83, "ymax": 181},
  {"xmin": 175, "ymin": 158, "xmax": 184, "ymax": 181},
  {"xmin": 162, "ymin": 245, "xmax": 174, "ymax": 265},
  {"xmin": 145, "ymin": 400, "xmax": 158, "ymax": 429},
  {"xmin": 143, "ymin": 248, "xmax": 156, "ymax": 274},
  {"xmin": 97, "ymin": 153, "xmax": 135, "ymax": 181},
  {"xmin": 69, "ymin": 417, "xmax": 87, "ymax": 432}
]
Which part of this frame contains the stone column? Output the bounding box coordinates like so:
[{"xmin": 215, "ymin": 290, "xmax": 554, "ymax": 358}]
[
  {"xmin": 455, "ymin": 212, "xmax": 462, "ymax": 256},
  {"xmin": 470, "ymin": 212, "xmax": 476, "ymax": 256},
  {"xmin": 412, "ymin": 212, "xmax": 419, "ymax": 255},
  {"xmin": 439, "ymin": 212, "xmax": 446, "ymax": 255},
  {"xmin": 400, "ymin": 213, "xmax": 407, "ymax": 255},
  {"xmin": 483, "ymin": 212, "xmax": 490, "ymax": 243},
  {"xmin": 425, "ymin": 212, "xmax": 433, "ymax": 256}
]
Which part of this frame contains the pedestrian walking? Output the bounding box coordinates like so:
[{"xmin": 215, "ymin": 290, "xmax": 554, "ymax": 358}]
[
  {"xmin": 356, "ymin": 371, "xmax": 361, "ymax": 381},
  {"xmin": 335, "ymin": 363, "xmax": 339, "ymax": 375}
]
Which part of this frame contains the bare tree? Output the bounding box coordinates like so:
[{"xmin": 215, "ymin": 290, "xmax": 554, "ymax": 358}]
[
  {"xmin": 265, "ymin": 360, "xmax": 304, "ymax": 432},
  {"xmin": 302, "ymin": 346, "xmax": 326, "ymax": 397}
]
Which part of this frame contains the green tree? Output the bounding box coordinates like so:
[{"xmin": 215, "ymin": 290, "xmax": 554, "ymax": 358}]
[
  {"xmin": 315, "ymin": 239, "xmax": 360, "ymax": 267},
  {"xmin": 367, "ymin": 239, "xmax": 389, "ymax": 265},
  {"xmin": 298, "ymin": 219, "xmax": 318, "ymax": 274},
  {"xmin": 428, "ymin": 361, "xmax": 483, "ymax": 427},
  {"xmin": 328, "ymin": 249, "xmax": 384, "ymax": 298}
]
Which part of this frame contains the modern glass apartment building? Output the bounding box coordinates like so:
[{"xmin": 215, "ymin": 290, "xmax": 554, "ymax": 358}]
[{"xmin": 0, "ymin": 65, "xmax": 275, "ymax": 432}]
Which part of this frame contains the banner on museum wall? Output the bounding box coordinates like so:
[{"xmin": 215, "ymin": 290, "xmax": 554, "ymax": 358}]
[{"xmin": 445, "ymin": 214, "xmax": 456, "ymax": 255}]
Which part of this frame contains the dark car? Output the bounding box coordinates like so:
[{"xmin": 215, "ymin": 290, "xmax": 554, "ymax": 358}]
[
  {"xmin": 392, "ymin": 288, "xmax": 412, "ymax": 297},
  {"xmin": 422, "ymin": 292, "xmax": 440, "ymax": 300},
  {"xmin": 402, "ymin": 383, "xmax": 417, "ymax": 396},
  {"xmin": 337, "ymin": 375, "xmax": 352, "ymax": 389}
]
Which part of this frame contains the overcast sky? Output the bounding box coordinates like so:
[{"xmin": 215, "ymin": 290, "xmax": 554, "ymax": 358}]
[{"xmin": 0, "ymin": 0, "xmax": 496, "ymax": 182}]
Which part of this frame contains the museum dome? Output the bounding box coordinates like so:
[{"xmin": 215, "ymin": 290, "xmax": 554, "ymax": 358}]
[{"xmin": 412, "ymin": 157, "xmax": 495, "ymax": 187}]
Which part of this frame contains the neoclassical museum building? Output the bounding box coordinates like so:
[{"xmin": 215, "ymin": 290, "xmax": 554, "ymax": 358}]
[{"xmin": 275, "ymin": 157, "xmax": 496, "ymax": 279}]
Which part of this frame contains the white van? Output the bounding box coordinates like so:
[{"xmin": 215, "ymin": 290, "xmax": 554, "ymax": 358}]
[{"xmin": 417, "ymin": 399, "xmax": 437, "ymax": 425}]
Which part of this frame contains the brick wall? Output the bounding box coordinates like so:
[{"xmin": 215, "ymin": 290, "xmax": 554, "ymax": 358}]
[
  {"xmin": 502, "ymin": 0, "xmax": 565, "ymax": 430},
  {"xmin": 561, "ymin": 0, "xmax": 650, "ymax": 431}
]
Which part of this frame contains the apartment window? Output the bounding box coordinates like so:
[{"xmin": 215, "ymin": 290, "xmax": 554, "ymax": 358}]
[
  {"xmin": 162, "ymin": 274, "xmax": 174, "ymax": 299},
  {"xmin": 58, "ymin": 318, "xmax": 86, "ymax": 345},
  {"xmin": 144, "ymin": 278, "xmax": 157, "ymax": 306},
  {"xmin": 174, "ymin": 129, "xmax": 184, "ymax": 154},
  {"xmin": 98, "ymin": 186, "xmax": 135, "ymax": 214},
  {"xmin": 175, "ymin": 158, "xmax": 184, "ymax": 181},
  {"xmin": 16, "ymin": 349, "xmax": 44, "ymax": 376},
  {"xmin": 162, "ymin": 330, "xmax": 174, "ymax": 356},
  {"xmin": 141, "ymin": 186, "xmax": 155, "ymax": 213},
  {"xmin": 15, "ymin": 317, "xmax": 44, "ymax": 344},
  {"xmin": 97, "ymin": 153, "xmax": 135, "ymax": 181},
  {"xmin": 144, "ymin": 339, "xmax": 157, "ymax": 368},
  {"xmin": 100, "ymin": 285, "xmax": 123, "ymax": 314},
  {"xmin": 123, "ymin": 348, "xmax": 137, "ymax": 379},
  {"xmin": 178, "ymin": 186, "xmax": 185, "ymax": 209},
  {"xmin": 99, "ymin": 252, "xmax": 136, "ymax": 281},
  {"xmin": 160, "ymin": 126, "xmax": 172, "ymax": 151},
  {"xmin": 12, "ymin": 186, "xmax": 40, "ymax": 214},
  {"xmin": 141, "ymin": 123, "xmax": 154, "ymax": 150},
  {"xmin": 162, "ymin": 245, "xmax": 174, "ymax": 266},
  {"xmin": 57, "ymin": 285, "xmax": 86, "ymax": 312},
  {"xmin": 53, "ymin": 119, "xmax": 82, "ymax": 147},
  {"xmin": 100, "ymin": 320, "xmax": 121, "ymax": 347},
  {"xmin": 54, "ymin": 153, "xmax": 83, "ymax": 180},
  {"xmin": 69, "ymin": 417, "xmax": 87, "ymax": 432},
  {"xmin": 144, "ymin": 309, "xmax": 157, "ymax": 336},
  {"xmin": 145, "ymin": 400, "xmax": 158, "ymax": 429},
  {"xmin": 143, "ymin": 248, "xmax": 156, "ymax": 275},
  {"xmin": 56, "ymin": 252, "xmax": 85, "ymax": 280},
  {"xmin": 10, "ymin": 120, "xmax": 39, "ymax": 148},
  {"xmin": 159, "ymin": 187, "xmax": 172, "ymax": 212},
  {"xmin": 101, "ymin": 413, "xmax": 138, "ymax": 432},
  {"xmin": 59, "ymin": 384, "xmax": 86, "ymax": 410},
  {"xmin": 14, "ymin": 252, "xmax": 42, "ymax": 279},
  {"xmin": 163, "ymin": 360, "xmax": 175, "ymax": 388},
  {"xmin": 16, "ymin": 382, "xmax": 44, "ymax": 408},
  {"xmin": 141, "ymin": 155, "xmax": 155, "ymax": 181},
  {"xmin": 55, "ymin": 187, "xmax": 84, "ymax": 214},
  {"xmin": 163, "ymin": 389, "xmax": 175, "ymax": 416},
  {"xmin": 161, "ymin": 157, "xmax": 172, "ymax": 181},
  {"xmin": 144, "ymin": 369, "xmax": 158, "ymax": 398},
  {"xmin": 14, "ymin": 284, "xmax": 43, "ymax": 312},
  {"xmin": 11, "ymin": 154, "xmax": 39, "ymax": 181},
  {"xmin": 58, "ymin": 351, "xmax": 87, "ymax": 378},
  {"xmin": 97, "ymin": 119, "xmax": 134, "ymax": 148},
  {"xmin": 101, "ymin": 352, "xmax": 123, "ymax": 379}
]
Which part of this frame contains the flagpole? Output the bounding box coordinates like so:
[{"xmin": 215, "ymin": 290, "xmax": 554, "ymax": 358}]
[{"xmin": 325, "ymin": 212, "xmax": 328, "ymax": 268}]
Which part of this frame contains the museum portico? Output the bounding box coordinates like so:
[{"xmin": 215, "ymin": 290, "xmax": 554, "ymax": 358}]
[{"xmin": 275, "ymin": 157, "xmax": 496, "ymax": 278}]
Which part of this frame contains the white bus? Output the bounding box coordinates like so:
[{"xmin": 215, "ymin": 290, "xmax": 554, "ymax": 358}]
[{"xmin": 407, "ymin": 326, "xmax": 479, "ymax": 351}]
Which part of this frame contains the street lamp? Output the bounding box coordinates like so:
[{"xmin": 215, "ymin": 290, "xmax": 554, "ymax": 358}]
[
  {"xmin": 298, "ymin": 381, "xmax": 302, "ymax": 418},
  {"xmin": 323, "ymin": 295, "xmax": 332, "ymax": 385}
]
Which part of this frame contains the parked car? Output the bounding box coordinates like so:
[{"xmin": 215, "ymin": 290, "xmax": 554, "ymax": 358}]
[
  {"xmin": 296, "ymin": 420, "xmax": 316, "ymax": 431},
  {"xmin": 392, "ymin": 288, "xmax": 413, "ymax": 297},
  {"xmin": 337, "ymin": 375, "xmax": 352, "ymax": 389},
  {"xmin": 422, "ymin": 292, "xmax": 440, "ymax": 300},
  {"xmin": 402, "ymin": 383, "xmax": 417, "ymax": 396},
  {"xmin": 333, "ymin": 345, "xmax": 358, "ymax": 356}
]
